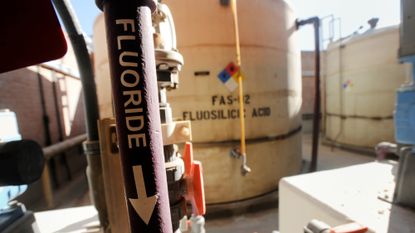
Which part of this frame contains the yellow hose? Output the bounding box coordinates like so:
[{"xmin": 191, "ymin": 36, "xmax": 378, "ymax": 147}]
[{"xmin": 231, "ymin": 0, "xmax": 247, "ymax": 162}]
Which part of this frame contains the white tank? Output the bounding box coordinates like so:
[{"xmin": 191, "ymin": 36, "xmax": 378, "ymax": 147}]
[
  {"xmin": 163, "ymin": 0, "xmax": 302, "ymax": 204},
  {"xmin": 324, "ymin": 26, "xmax": 411, "ymax": 148},
  {"xmin": 93, "ymin": 0, "xmax": 303, "ymax": 204}
]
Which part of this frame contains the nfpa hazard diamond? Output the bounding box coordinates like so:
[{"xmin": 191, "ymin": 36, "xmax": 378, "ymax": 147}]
[{"xmin": 217, "ymin": 62, "xmax": 240, "ymax": 92}]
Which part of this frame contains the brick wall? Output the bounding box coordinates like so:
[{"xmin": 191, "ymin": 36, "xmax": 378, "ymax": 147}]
[
  {"xmin": 0, "ymin": 67, "xmax": 86, "ymax": 146},
  {"xmin": 0, "ymin": 65, "xmax": 88, "ymax": 209},
  {"xmin": 0, "ymin": 32, "xmax": 91, "ymax": 209}
]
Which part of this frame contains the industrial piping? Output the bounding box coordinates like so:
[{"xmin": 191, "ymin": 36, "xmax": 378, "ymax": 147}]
[
  {"xmin": 51, "ymin": 0, "xmax": 100, "ymax": 142},
  {"xmin": 43, "ymin": 134, "xmax": 87, "ymax": 160},
  {"xmin": 51, "ymin": 0, "xmax": 108, "ymax": 228},
  {"xmin": 95, "ymin": 0, "xmax": 173, "ymax": 232},
  {"xmin": 297, "ymin": 17, "xmax": 321, "ymax": 172}
]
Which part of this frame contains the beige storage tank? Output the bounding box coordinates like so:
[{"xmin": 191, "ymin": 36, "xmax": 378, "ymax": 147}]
[
  {"xmin": 324, "ymin": 26, "xmax": 411, "ymax": 149},
  {"xmin": 164, "ymin": 0, "xmax": 302, "ymax": 204},
  {"xmin": 93, "ymin": 0, "xmax": 303, "ymax": 205}
]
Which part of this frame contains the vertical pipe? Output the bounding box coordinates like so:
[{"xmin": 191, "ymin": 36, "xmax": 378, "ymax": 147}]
[
  {"xmin": 37, "ymin": 66, "xmax": 56, "ymax": 207},
  {"xmin": 51, "ymin": 0, "xmax": 107, "ymax": 229},
  {"xmin": 310, "ymin": 19, "xmax": 321, "ymax": 172},
  {"xmin": 51, "ymin": 72, "xmax": 72, "ymax": 180},
  {"xmin": 297, "ymin": 17, "xmax": 321, "ymax": 172},
  {"xmin": 51, "ymin": 0, "xmax": 100, "ymax": 142},
  {"xmin": 37, "ymin": 66, "xmax": 52, "ymax": 146},
  {"xmin": 51, "ymin": 73, "xmax": 64, "ymax": 142},
  {"xmin": 97, "ymin": 0, "xmax": 172, "ymax": 231},
  {"xmin": 41, "ymin": 166, "xmax": 54, "ymax": 208}
]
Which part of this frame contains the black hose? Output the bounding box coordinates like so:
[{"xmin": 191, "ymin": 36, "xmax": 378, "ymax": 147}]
[
  {"xmin": 51, "ymin": 0, "xmax": 100, "ymax": 141},
  {"xmin": 51, "ymin": 0, "xmax": 108, "ymax": 229},
  {"xmin": 297, "ymin": 17, "xmax": 321, "ymax": 172}
]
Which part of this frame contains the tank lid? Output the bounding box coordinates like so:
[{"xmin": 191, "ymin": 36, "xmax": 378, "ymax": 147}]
[
  {"xmin": 95, "ymin": 0, "xmax": 157, "ymax": 12},
  {"xmin": 327, "ymin": 25, "xmax": 399, "ymax": 49}
]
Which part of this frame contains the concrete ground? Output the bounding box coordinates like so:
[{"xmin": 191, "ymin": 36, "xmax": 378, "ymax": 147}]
[
  {"xmin": 204, "ymin": 133, "xmax": 375, "ymax": 233},
  {"xmin": 206, "ymin": 207, "xmax": 279, "ymax": 233},
  {"xmin": 41, "ymin": 133, "xmax": 375, "ymax": 233}
]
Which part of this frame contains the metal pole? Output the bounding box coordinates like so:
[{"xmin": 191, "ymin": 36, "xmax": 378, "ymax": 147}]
[
  {"xmin": 297, "ymin": 17, "xmax": 321, "ymax": 172},
  {"xmin": 96, "ymin": 0, "xmax": 173, "ymax": 232},
  {"xmin": 36, "ymin": 66, "xmax": 52, "ymax": 146},
  {"xmin": 310, "ymin": 19, "xmax": 321, "ymax": 172}
]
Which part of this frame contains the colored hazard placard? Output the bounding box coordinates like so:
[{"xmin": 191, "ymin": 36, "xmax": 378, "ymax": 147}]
[
  {"xmin": 225, "ymin": 62, "xmax": 239, "ymax": 76},
  {"xmin": 217, "ymin": 62, "xmax": 241, "ymax": 92}
]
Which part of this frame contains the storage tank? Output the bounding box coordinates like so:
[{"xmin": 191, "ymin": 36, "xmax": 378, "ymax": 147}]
[
  {"xmin": 93, "ymin": 0, "xmax": 302, "ymax": 205},
  {"xmin": 324, "ymin": 26, "xmax": 411, "ymax": 149},
  {"xmin": 163, "ymin": 0, "xmax": 302, "ymax": 204}
]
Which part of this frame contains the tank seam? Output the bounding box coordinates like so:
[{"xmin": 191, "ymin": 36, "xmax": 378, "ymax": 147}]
[
  {"xmin": 193, "ymin": 125, "xmax": 302, "ymax": 146},
  {"xmin": 326, "ymin": 112, "xmax": 393, "ymax": 121}
]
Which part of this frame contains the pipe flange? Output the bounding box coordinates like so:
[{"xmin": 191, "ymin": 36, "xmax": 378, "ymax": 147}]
[{"xmin": 155, "ymin": 49, "xmax": 184, "ymax": 69}]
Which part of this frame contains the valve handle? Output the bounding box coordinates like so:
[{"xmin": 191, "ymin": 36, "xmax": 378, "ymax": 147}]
[{"xmin": 182, "ymin": 142, "xmax": 206, "ymax": 216}]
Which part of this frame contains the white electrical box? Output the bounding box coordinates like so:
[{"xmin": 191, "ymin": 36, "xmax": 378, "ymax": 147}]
[
  {"xmin": 0, "ymin": 109, "xmax": 22, "ymax": 143},
  {"xmin": 279, "ymin": 162, "xmax": 415, "ymax": 233}
]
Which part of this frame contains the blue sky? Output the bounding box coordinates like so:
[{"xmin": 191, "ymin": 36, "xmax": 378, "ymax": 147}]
[
  {"xmin": 291, "ymin": 0, "xmax": 400, "ymax": 49},
  {"xmin": 71, "ymin": 0, "xmax": 400, "ymax": 50}
]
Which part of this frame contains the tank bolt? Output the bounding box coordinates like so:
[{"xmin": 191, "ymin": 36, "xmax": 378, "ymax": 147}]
[{"xmin": 180, "ymin": 126, "xmax": 190, "ymax": 137}]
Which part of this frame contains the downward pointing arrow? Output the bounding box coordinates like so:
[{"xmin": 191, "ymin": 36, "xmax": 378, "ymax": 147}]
[{"xmin": 129, "ymin": 165, "xmax": 158, "ymax": 225}]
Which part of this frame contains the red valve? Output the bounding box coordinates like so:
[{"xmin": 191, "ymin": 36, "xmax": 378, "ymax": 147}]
[
  {"xmin": 182, "ymin": 142, "xmax": 206, "ymax": 216},
  {"xmin": 330, "ymin": 222, "xmax": 368, "ymax": 233},
  {"xmin": 183, "ymin": 142, "xmax": 194, "ymax": 177}
]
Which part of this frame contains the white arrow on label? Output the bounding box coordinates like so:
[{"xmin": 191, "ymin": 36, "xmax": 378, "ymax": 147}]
[{"xmin": 129, "ymin": 165, "xmax": 158, "ymax": 225}]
